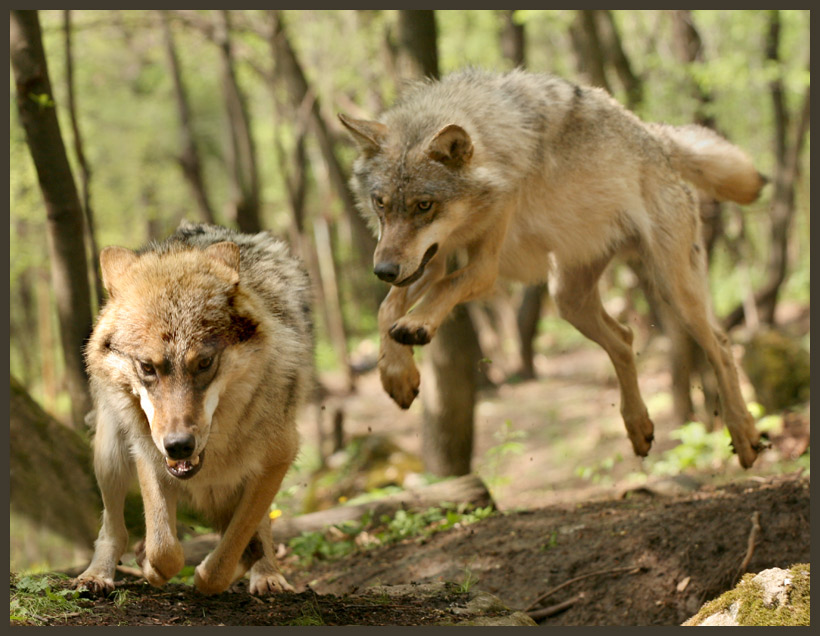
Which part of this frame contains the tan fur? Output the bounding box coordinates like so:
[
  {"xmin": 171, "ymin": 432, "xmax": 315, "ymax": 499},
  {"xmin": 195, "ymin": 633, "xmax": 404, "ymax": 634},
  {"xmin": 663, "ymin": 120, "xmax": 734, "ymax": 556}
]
[
  {"xmin": 341, "ymin": 69, "xmax": 764, "ymax": 468},
  {"xmin": 74, "ymin": 223, "xmax": 313, "ymax": 596}
]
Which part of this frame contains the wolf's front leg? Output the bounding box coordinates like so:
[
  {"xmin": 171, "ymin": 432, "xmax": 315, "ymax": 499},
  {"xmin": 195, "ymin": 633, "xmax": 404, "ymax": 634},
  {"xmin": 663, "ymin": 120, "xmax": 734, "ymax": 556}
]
[
  {"xmin": 74, "ymin": 418, "xmax": 133, "ymax": 596},
  {"xmin": 378, "ymin": 257, "xmax": 445, "ymax": 408},
  {"xmin": 194, "ymin": 461, "xmax": 291, "ymax": 595},
  {"xmin": 378, "ymin": 286, "xmax": 420, "ymax": 409},
  {"xmin": 134, "ymin": 456, "xmax": 184, "ymax": 587},
  {"xmin": 389, "ymin": 234, "xmax": 503, "ymax": 347}
]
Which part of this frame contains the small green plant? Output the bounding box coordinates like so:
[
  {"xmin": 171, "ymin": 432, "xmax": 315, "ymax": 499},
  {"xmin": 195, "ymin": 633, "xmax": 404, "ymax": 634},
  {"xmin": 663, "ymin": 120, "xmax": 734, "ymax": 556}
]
[
  {"xmin": 168, "ymin": 565, "xmax": 196, "ymax": 585},
  {"xmin": 288, "ymin": 502, "xmax": 495, "ymax": 566},
  {"xmin": 539, "ymin": 530, "xmax": 558, "ymax": 551},
  {"xmin": 575, "ymin": 452, "xmax": 624, "ymax": 485},
  {"xmin": 10, "ymin": 573, "xmax": 91, "ymax": 625},
  {"xmin": 647, "ymin": 421, "xmax": 734, "ymax": 476},
  {"xmin": 456, "ymin": 567, "xmax": 480, "ymax": 593},
  {"xmin": 110, "ymin": 588, "xmax": 131, "ymax": 608},
  {"xmin": 481, "ymin": 420, "xmax": 527, "ymax": 490},
  {"xmin": 287, "ymin": 600, "xmax": 325, "ymax": 626}
]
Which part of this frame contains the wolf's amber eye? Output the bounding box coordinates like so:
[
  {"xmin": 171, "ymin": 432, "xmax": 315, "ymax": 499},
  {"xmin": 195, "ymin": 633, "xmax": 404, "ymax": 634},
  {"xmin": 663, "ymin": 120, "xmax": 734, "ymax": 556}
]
[
  {"xmin": 139, "ymin": 362, "xmax": 156, "ymax": 376},
  {"xmin": 372, "ymin": 195, "xmax": 385, "ymax": 209},
  {"xmin": 198, "ymin": 357, "xmax": 213, "ymax": 371},
  {"xmin": 416, "ymin": 200, "xmax": 433, "ymax": 212}
]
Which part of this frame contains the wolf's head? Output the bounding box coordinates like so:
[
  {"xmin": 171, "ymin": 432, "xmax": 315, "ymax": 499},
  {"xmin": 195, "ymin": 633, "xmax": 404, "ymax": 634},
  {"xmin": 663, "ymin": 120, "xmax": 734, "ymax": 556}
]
[
  {"xmin": 88, "ymin": 241, "xmax": 259, "ymax": 480},
  {"xmin": 340, "ymin": 113, "xmax": 483, "ymax": 286}
]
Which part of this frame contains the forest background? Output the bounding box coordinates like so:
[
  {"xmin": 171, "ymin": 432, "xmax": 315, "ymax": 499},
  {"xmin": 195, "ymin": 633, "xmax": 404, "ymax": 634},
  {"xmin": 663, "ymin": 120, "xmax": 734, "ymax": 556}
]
[{"xmin": 9, "ymin": 10, "xmax": 810, "ymax": 576}]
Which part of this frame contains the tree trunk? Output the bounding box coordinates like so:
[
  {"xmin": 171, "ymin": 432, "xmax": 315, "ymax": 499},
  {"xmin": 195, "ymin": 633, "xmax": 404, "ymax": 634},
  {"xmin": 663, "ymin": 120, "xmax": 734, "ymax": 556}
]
[
  {"xmin": 723, "ymin": 14, "xmax": 808, "ymax": 332},
  {"xmin": 269, "ymin": 10, "xmax": 376, "ymax": 267},
  {"xmin": 516, "ymin": 284, "xmax": 546, "ymax": 380},
  {"xmin": 499, "ymin": 10, "xmax": 525, "ymax": 68},
  {"xmin": 421, "ymin": 304, "xmax": 481, "ymax": 477},
  {"xmin": 667, "ymin": 9, "xmax": 725, "ymax": 427},
  {"xmin": 596, "ymin": 11, "xmax": 642, "ymax": 109},
  {"xmin": 160, "ymin": 10, "xmax": 218, "ymax": 226},
  {"xmin": 313, "ymin": 213, "xmax": 355, "ymax": 392},
  {"xmin": 216, "ymin": 9, "xmax": 261, "ymax": 233},
  {"xmin": 63, "ymin": 9, "xmax": 103, "ymax": 310},
  {"xmin": 390, "ymin": 12, "xmax": 480, "ymax": 476},
  {"xmin": 11, "ymin": 9, "xmax": 93, "ymax": 429},
  {"xmin": 10, "ymin": 376, "xmax": 100, "ymax": 549},
  {"xmin": 396, "ymin": 10, "xmax": 439, "ymax": 79},
  {"xmin": 569, "ymin": 10, "xmax": 611, "ymax": 92},
  {"xmin": 498, "ymin": 10, "xmax": 543, "ymax": 381},
  {"xmin": 753, "ymin": 11, "xmax": 808, "ymax": 326}
]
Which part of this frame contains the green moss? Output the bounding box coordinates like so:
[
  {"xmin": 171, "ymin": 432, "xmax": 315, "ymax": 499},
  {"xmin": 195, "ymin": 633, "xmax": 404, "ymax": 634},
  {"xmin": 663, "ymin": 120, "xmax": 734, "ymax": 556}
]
[
  {"xmin": 687, "ymin": 564, "xmax": 810, "ymax": 626},
  {"xmin": 742, "ymin": 330, "xmax": 810, "ymax": 412}
]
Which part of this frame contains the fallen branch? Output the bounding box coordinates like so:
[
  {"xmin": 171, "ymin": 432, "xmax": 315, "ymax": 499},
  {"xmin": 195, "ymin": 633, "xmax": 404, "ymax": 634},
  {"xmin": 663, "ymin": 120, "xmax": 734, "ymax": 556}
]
[
  {"xmin": 523, "ymin": 565, "xmax": 643, "ymax": 612},
  {"xmin": 733, "ymin": 511, "xmax": 761, "ymax": 585},
  {"xmin": 527, "ymin": 592, "xmax": 584, "ymax": 620},
  {"xmin": 180, "ymin": 474, "xmax": 494, "ymax": 565},
  {"xmin": 115, "ymin": 565, "xmax": 143, "ymax": 579}
]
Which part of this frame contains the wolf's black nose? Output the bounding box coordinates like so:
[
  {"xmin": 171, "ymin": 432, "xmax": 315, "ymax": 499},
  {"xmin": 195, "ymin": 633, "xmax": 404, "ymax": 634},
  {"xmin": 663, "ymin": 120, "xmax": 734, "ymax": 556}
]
[
  {"xmin": 164, "ymin": 433, "xmax": 196, "ymax": 460},
  {"xmin": 374, "ymin": 262, "xmax": 400, "ymax": 283}
]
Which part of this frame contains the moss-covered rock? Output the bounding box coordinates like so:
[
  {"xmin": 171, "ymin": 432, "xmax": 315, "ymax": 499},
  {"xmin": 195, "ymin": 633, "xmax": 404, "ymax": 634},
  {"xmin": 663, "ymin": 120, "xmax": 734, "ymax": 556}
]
[
  {"xmin": 742, "ymin": 329, "xmax": 810, "ymax": 412},
  {"xmin": 683, "ymin": 564, "xmax": 809, "ymax": 626}
]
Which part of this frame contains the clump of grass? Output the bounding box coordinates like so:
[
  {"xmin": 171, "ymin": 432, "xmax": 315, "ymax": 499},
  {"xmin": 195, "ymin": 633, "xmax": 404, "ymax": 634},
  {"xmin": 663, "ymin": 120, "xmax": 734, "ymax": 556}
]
[
  {"xmin": 287, "ymin": 600, "xmax": 325, "ymax": 626},
  {"xmin": 10, "ymin": 573, "xmax": 92, "ymax": 626}
]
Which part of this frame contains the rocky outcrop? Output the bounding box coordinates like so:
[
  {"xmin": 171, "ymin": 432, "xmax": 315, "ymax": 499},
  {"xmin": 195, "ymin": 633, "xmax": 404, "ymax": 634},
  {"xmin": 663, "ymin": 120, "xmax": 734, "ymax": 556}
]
[{"xmin": 684, "ymin": 564, "xmax": 809, "ymax": 626}]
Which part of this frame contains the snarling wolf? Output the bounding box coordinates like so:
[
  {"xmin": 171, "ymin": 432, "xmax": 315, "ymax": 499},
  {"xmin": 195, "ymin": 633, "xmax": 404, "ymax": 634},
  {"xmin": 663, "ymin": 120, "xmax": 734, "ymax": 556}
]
[
  {"xmin": 74, "ymin": 222, "xmax": 313, "ymax": 595},
  {"xmin": 340, "ymin": 68, "xmax": 765, "ymax": 468}
]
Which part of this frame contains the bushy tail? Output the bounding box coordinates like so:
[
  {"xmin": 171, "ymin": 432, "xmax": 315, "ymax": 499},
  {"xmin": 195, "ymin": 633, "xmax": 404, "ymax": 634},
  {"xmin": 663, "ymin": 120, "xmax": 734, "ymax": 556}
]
[{"xmin": 650, "ymin": 123, "xmax": 766, "ymax": 204}]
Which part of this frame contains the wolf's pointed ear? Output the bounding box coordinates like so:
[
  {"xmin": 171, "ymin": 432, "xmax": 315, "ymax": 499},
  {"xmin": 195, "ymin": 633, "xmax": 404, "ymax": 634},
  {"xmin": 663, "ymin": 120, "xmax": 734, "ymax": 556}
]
[
  {"xmin": 99, "ymin": 246, "xmax": 138, "ymax": 299},
  {"xmin": 427, "ymin": 124, "xmax": 473, "ymax": 167},
  {"xmin": 205, "ymin": 241, "xmax": 241, "ymax": 284},
  {"xmin": 338, "ymin": 113, "xmax": 387, "ymax": 156}
]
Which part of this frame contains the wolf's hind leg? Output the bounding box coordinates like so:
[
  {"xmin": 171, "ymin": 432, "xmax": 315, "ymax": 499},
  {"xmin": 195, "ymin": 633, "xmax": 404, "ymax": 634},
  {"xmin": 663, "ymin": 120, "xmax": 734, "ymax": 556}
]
[
  {"xmin": 74, "ymin": 419, "xmax": 134, "ymax": 596},
  {"xmin": 247, "ymin": 519, "xmax": 293, "ymax": 595},
  {"xmin": 553, "ymin": 258, "xmax": 655, "ymax": 457},
  {"xmin": 645, "ymin": 224, "xmax": 761, "ymax": 468}
]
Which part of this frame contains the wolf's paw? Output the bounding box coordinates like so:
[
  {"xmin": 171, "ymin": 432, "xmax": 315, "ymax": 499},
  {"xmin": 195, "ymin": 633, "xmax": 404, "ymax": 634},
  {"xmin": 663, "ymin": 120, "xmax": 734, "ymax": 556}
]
[
  {"xmin": 249, "ymin": 570, "xmax": 293, "ymax": 596},
  {"xmin": 379, "ymin": 353, "xmax": 420, "ymax": 409},
  {"xmin": 136, "ymin": 538, "xmax": 184, "ymax": 587},
  {"xmin": 728, "ymin": 421, "xmax": 763, "ymax": 469},
  {"xmin": 623, "ymin": 411, "xmax": 655, "ymax": 458},
  {"xmin": 389, "ymin": 318, "xmax": 435, "ymax": 346},
  {"xmin": 194, "ymin": 563, "xmax": 229, "ymax": 596},
  {"xmin": 73, "ymin": 572, "xmax": 114, "ymax": 597}
]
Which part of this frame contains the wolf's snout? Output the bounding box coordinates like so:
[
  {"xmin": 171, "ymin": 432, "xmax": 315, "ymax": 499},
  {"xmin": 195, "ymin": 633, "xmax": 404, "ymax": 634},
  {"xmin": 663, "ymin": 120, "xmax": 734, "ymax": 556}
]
[
  {"xmin": 374, "ymin": 262, "xmax": 400, "ymax": 283},
  {"xmin": 164, "ymin": 432, "xmax": 196, "ymax": 460}
]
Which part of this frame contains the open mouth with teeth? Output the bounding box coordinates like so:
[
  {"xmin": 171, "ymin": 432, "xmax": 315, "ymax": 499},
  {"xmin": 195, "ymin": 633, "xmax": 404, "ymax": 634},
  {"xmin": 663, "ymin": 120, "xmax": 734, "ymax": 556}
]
[
  {"xmin": 164, "ymin": 451, "xmax": 205, "ymax": 480},
  {"xmin": 395, "ymin": 243, "xmax": 439, "ymax": 287}
]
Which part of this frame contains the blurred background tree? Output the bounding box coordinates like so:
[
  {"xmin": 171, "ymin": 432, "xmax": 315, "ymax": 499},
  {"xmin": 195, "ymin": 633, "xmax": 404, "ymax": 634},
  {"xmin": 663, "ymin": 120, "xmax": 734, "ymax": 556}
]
[{"xmin": 9, "ymin": 9, "xmax": 810, "ymax": 571}]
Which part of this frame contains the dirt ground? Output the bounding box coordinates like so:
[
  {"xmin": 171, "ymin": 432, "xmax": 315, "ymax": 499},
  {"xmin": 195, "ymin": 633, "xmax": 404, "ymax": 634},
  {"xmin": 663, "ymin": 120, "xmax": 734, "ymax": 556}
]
[
  {"xmin": 20, "ymin": 472, "xmax": 810, "ymax": 626},
  {"xmin": 12, "ymin": 330, "xmax": 811, "ymax": 626}
]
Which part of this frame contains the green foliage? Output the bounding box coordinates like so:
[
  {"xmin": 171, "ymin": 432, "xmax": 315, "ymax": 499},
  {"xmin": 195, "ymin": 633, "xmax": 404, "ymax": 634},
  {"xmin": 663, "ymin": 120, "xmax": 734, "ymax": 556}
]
[
  {"xmin": 742, "ymin": 329, "xmax": 810, "ymax": 412},
  {"xmin": 539, "ymin": 530, "xmax": 558, "ymax": 552},
  {"xmin": 9, "ymin": 573, "xmax": 91, "ymax": 625},
  {"xmin": 286, "ymin": 600, "xmax": 325, "ymax": 626},
  {"xmin": 456, "ymin": 566, "xmax": 480, "ymax": 593},
  {"xmin": 649, "ymin": 422, "xmax": 734, "ymax": 476},
  {"xmin": 169, "ymin": 564, "xmax": 196, "ymax": 585},
  {"xmin": 480, "ymin": 420, "xmax": 527, "ymax": 490},
  {"xmin": 575, "ymin": 452, "xmax": 624, "ymax": 485},
  {"xmin": 288, "ymin": 502, "xmax": 495, "ymax": 566}
]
